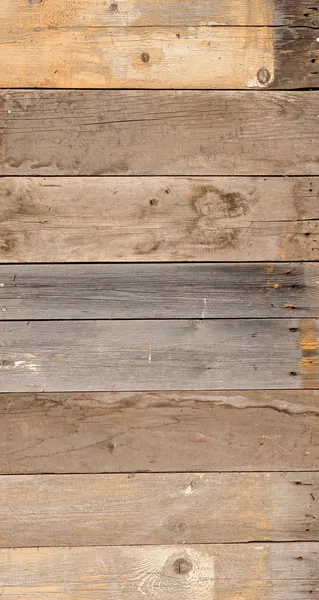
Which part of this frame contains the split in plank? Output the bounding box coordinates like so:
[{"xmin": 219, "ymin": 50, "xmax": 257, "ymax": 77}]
[
  {"xmin": 0, "ymin": 319, "xmax": 319, "ymax": 391},
  {"xmin": 0, "ymin": 263, "xmax": 318, "ymax": 319},
  {"xmin": 0, "ymin": 543, "xmax": 318, "ymax": 599},
  {"xmin": 1, "ymin": 390, "xmax": 319, "ymax": 473},
  {"xmin": 1, "ymin": 91, "xmax": 318, "ymax": 175},
  {"xmin": 3, "ymin": 0, "xmax": 318, "ymax": 28},
  {"xmin": 0, "ymin": 472, "xmax": 318, "ymax": 546},
  {"xmin": 1, "ymin": 177, "xmax": 318, "ymax": 262},
  {"xmin": 0, "ymin": 26, "xmax": 317, "ymax": 89}
]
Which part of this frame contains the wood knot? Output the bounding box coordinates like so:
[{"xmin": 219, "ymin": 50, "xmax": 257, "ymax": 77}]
[
  {"xmin": 109, "ymin": 2, "xmax": 118, "ymax": 11},
  {"xmin": 173, "ymin": 558, "xmax": 192, "ymax": 575},
  {"xmin": 257, "ymin": 68, "xmax": 271, "ymax": 85},
  {"xmin": 141, "ymin": 52, "xmax": 150, "ymax": 63},
  {"xmin": 28, "ymin": 0, "xmax": 44, "ymax": 4}
]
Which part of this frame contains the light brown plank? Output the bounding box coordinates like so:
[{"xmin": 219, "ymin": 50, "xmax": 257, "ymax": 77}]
[
  {"xmin": 0, "ymin": 319, "xmax": 318, "ymax": 391},
  {"xmin": 1, "ymin": 390, "xmax": 319, "ymax": 474},
  {"xmin": 1, "ymin": 472, "xmax": 318, "ymax": 546},
  {"xmin": 0, "ymin": 543, "xmax": 317, "ymax": 599},
  {"xmin": 3, "ymin": 0, "xmax": 317, "ymax": 27},
  {"xmin": 0, "ymin": 177, "xmax": 318, "ymax": 262},
  {"xmin": 1, "ymin": 91, "xmax": 318, "ymax": 175},
  {"xmin": 1, "ymin": 2, "xmax": 317, "ymax": 89},
  {"xmin": 0, "ymin": 263, "xmax": 318, "ymax": 319}
]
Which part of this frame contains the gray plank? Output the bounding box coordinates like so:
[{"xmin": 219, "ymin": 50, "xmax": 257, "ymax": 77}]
[
  {"xmin": 1, "ymin": 177, "xmax": 318, "ymax": 263},
  {"xmin": 0, "ymin": 263, "xmax": 318, "ymax": 319},
  {"xmin": 1, "ymin": 472, "xmax": 318, "ymax": 546},
  {"xmin": 0, "ymin": 319, "xmax": 318, "ymax": 391},
  {"xmin": 0, "ymin": 543, "xmax": 318, "ymax": 599},
  {"xmin": 1, "ymin": 390, "xmax": 319, "ymax": 473},
  {"xmin": 1, "ymin": 91, "xmax": 318, "ymax": 175}
]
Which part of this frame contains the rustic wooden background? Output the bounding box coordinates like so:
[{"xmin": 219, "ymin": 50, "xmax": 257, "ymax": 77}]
[{"xmin": 0, "ymin": 0, "xmax": 318, "ymax": 597}]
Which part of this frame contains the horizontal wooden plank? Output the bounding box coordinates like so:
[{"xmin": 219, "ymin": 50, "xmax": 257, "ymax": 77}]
[
  {"xmin": 3, "ymin": 0, "xmax": 317, "ymax": 28},
  {"xmin": 1, "ymin": 0, "xmax": 318, "ymax": 89},
  {"xmin": 1, "ymin": 390, "xmax": 319, "ymax": 474},
  {"xmin": 0, "ymin": 319, "xmax": 318, "ymax": 391},
  {"xmin": 1, "ymin": 177, "xmax": 318, "ymax": 262},
  {"xmin": 0, "ymin": 26, "xmax": 317, "ymax": 89},
  {"xmin": 0, "ymin": 544, "xmax": 318, "ymax": 599},
  {"xmin": 0, "ymin": 263, "xmax": 318, "ymax": 319},
  {"xmin": 1, "ymin": 472, "xmax": 318, "ymax": 546},
  {"xmin": 1, "ymin": 91, "xmax": 318, "ymax": 176}
]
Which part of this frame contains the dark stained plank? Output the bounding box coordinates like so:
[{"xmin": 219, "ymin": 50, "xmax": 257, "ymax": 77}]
[
  {"xmin": 1, "ymin": 472, "xmax": 318, "ymax": 546},
  {"xmin": 0, "ymin": 263, "xmax": 318, "ymax": 319},
  {"xmin": 0, "ymin": 319, "xmax": 318, "ymax": 391},
  {"xmin": 0, "ymin": 25, "xmax": 317, "ymax": 89},
  {"xmin": 3, "ymin": 0, "xmax": 318, "ymax": 27},
  {"xmin": 1, "ymin": 91, "xmax": 318, "ymax": 175},
  {"xmin": 0, "ymin": 543, "xmax": 318, "ymax": 599},
  {"xmin": 1, "ymin": 390, "xmax": 319, "ymax": 474},
  {"xmin": 1, "ymin": 177, "xmax": 318, "ymax": 263}
]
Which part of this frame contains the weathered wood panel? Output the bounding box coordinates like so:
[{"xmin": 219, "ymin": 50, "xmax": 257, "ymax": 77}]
[
  {"xmin": 3, "ymin": 0, "xmax": 317, "ymax": 28},
  {"xmin": 0, "ymin": 263, "xmax": 318, "ymax": 319},
  {"xmin": 1, "ymin": 390, "xmax": 319, "ymax": 474},
  {"xmin": 0, "ymin": 543, "xmax": 317, "ymax": 599},
  {"xmin": 0, "ymin": 27, "xmax": 277, "ymax": 89},
  {"xmin": 1, "ymin": 472, "xmax": 318, "ymax": 546},
  {"xmin": 0, "ymin": 319, "xmax": 318, "ymax": 391},
  {"xmin": 1, "ymin": 177, "xmax": 318, "ymax": 262},
  {"xmin": 0, "ymin": 9, "xmax": 317, "ymax": 89},
  {"xmin": 1, "ymin": 91, "xmax": 318, "ymax": 175}
]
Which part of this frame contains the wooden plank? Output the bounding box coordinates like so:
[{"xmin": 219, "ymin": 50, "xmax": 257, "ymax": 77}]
[
  {"xmin": 1, "ymin": 390, "xmax": 319, "ymax": 474},
  {"xmin": 0, "ymin": 319, "xmax": 318, "ymax": 391},
  {"xmin": 1, "ymin": 177, "xmax": 318, "ymax": 263},
  {"xmin": 0, "ymin": 263, "xmax": 318, "ymax": 319},
  {"xmin": 1, "ymin": 472, "xmax": 318, "ymax": 546},
  {"xmin": 1, "ymin": 91, "xmax": 318, "ymax": 175},
  {"xmin": 0, "ymin": 544, "xmax": 318, "ymax": 600},
  {"xmin": 0, "ymin": 9, "xmax": 317, "ymax": 89},
  {"xmin": 3, "ymin": 0, "xmax": 317, "ymax": 28}
]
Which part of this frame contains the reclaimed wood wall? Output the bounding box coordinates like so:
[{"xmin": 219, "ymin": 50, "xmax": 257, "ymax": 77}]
[{"xmin": 0, "ymin": 0, "xmax": 318, "ymax": 597}]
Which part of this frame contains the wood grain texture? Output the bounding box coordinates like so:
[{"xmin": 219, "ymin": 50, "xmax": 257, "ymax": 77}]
[
  {"xmin": 3, "ymin": 0, "xmax": 317, "ymax": 27},
  {"xmin": 0, "ymin": 543, "xmax": 318, "ymax": 599},
  {"xmin": 0, "ymin": 27, "xmax": 277, "ymax": 89},
  {"xmin": 0, "ymin": 319, "xmax": 318, "ymax": 391},
  {"xmin": 0, "ymin": 263, "xmax": 318, "ymax": 319},
  {"xmin": 1, "ymin": 91, "xmax": 318, "ymax": 175},
  {"xmin": 1, "ymin": 390, "xmax": 319, "ymax": 474},
  {"xmin": 1, "ymin": 472, "xmax": 318, "ymax": 546},
  {"xmin": 1, "ymin": 177, "xmax": 318, "ymax": 262},
  {"xmin": 1, "ymin": 4, "xmax": 318, "ymax": 89}
]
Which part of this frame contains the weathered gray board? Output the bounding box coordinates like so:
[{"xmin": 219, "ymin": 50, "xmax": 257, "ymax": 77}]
[
  {"xmin": 0, "ymin": 543, "xmax": 317, "ymax": 599},
  {"xmin": 1, "ymin": 390, "xmax": 319, "ymax": 474},
  {"xmin": 1, "ymin": 177, "xmax": 318, "ymax": 263},
  {"xmin": 1, "ymin": 91, "xmax": 318, "ymax": 175},
  {"xmin": 0, "ymin": 263, "xmax": 318, "ymax": 319},
  {"xmin": 0, "ymin": 319, "xmax": 318, "ymax": 391},
  {"xmin": 1, "ymin": 472, "xmax": 318, "ymax": 547}
]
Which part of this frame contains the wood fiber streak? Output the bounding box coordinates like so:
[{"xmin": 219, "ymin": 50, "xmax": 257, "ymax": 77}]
[
  {"xmin": 1, "ymin": 390, "xmax": 319, "ymax": 473},
  {"xmin": 0, "ymin": 473, "xmax": 318, "ymax": 546},
  {"xmin": 0, "ymin": 544, "xmax": 318, "ymax": 599},
  {"xmin": 1, "ymin": 91, "xmax": 318, "ymax": 175}
]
